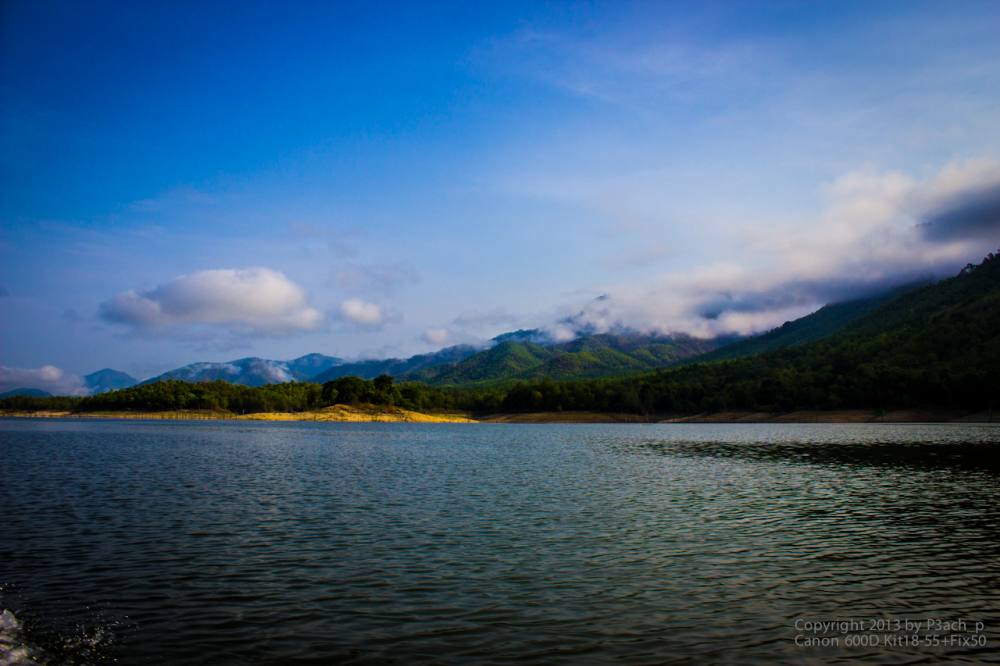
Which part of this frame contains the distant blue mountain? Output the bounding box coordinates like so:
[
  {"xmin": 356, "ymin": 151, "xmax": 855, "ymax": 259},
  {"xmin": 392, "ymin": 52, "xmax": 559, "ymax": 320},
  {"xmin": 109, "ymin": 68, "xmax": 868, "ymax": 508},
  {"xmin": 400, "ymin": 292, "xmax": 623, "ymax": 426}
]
[
  {"xmin": 0, "ymin": 387, "xmax": 52, "ymax": 398},
  {"xmin": 286, "ymin": 353, "xmax": 343, "ymax": 380},
  {"xmin": 143, "ymin": 354, "xmax": 343, "ymax": 387},
  {"xmin": 85, "ymin": 368, "xmax": 138, "ymax": 394}
]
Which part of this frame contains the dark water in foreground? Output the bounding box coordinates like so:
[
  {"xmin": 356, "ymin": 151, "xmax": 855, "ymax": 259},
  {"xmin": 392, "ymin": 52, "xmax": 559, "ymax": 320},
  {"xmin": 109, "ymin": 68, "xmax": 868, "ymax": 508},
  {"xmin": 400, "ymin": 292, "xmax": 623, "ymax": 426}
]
[{"xmin": 1, "ymin": 420, "xmax": 999, "ymax": 665}]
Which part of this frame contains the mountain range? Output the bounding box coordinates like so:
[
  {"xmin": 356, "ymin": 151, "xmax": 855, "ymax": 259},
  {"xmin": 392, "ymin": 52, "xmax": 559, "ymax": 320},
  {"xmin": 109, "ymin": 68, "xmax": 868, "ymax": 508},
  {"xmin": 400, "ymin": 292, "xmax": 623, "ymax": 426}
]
[
  {"xmin": 0, "ymin": 387, "xmax": 53, "ymax": 398},
  {"xmin": 4, "ymin": 252, "xmax": 997, "ymax": 411},
  {"xmin": 1, "ymin": 369, "xmax": 140, "ymax": 397},
  {"xmin": 140, "ymin": 353, "xmax": 343, "ymax": 387},
  {"xmin": 85, "ymin": 368, "xmax": 139, "ymax": 393},
  {"xmin": 69, "ymin": 280, "xmax": 907, "ymax": 392},
  {"xmin": 8, "ymin": 266, "xmax": 983, "ymax": 396},
  {"xmin": 120, "ymin": 330, "xmax": 730, "ymax": 389},
  {"xmin": 405, "ymin": 333, "xmax": 723, "ymax": 385}
]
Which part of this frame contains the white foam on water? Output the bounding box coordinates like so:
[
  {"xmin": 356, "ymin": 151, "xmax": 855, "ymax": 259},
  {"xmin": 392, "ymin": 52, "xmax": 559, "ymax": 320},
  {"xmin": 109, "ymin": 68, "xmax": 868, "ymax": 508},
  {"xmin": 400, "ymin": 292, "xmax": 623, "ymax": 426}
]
[
  {"xmin": 0, "ymin": 609, "xmax": 38, "ymax": 666},
  {"xmin": 59, "ymin": 623, "xmax": 112, "ymax": 658}
]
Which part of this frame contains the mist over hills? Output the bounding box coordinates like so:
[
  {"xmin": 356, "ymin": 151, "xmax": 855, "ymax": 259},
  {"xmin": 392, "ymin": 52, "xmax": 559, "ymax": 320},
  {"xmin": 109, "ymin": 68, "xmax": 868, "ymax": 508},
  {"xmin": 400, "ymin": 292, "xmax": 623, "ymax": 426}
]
[
  {"xmin": 85, "ymin": 368, "xmax": 138, "ymax": 394},
  {"xmin": 140, "ymin": 354, "xmax": 343, "ymax": 388},
  {"xmin": 10, "ymin": 270, "xmax": 977, "ymax": 396},
  {"xmin": 305, "ymin": 280, "xmax": 930, "ymax": 388},
  {"xmin": 562, "ymin": 248, "xmax": 1000, "ymax": 415},
  {"xmin": 684, "ymin": 283, "xmax": 927, "ymax": 365},
  {"xmin": 0, "ymin": 387, "xmax": 52, "ymax": 398}
]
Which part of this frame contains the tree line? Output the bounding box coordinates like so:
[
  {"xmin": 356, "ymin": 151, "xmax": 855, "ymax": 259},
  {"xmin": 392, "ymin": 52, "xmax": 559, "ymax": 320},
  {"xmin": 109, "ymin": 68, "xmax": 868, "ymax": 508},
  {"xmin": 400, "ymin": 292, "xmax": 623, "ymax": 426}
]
[
  {"xmin": 0, "ymin": 376, "xmax": 469, "ymax": 415},
  {"xmin": 1, "ymin": 350, "xmax": 995, "ymax": 417}
]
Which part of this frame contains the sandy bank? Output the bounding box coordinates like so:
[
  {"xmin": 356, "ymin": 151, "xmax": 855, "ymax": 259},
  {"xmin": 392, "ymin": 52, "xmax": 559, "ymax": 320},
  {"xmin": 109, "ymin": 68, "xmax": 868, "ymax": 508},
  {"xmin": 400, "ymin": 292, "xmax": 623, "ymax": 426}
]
[
  {"xmin": 2, "ymin": 408, "xmax": 994, "ymax": 424},
  {"xmin": 238, "ymin": 404, "xmax": 474, "ymax": 423},
  {"xmin": 0, "ymin": 405, "xmax": 474, "ymax": 423}
]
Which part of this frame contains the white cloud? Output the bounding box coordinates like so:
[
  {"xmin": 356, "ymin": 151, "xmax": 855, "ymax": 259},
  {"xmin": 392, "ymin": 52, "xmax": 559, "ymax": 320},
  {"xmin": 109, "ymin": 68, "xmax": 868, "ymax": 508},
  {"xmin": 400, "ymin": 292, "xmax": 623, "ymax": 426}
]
[
  {"xmin": 421, "ymin": 327, "xmax": 450, "ymax": 345},
  {"xmin": 553, "ymin": 159, "xmax": 1000, "ymax": 339},
  {"xmin": 338, "ymin": 298, "xmax": 384, "ymax": 327},
  {"xmin": 0, "ymin": 365, "xmax": 87, "ymax": 396},
  {"xmin": 100, "ymin": 268, "xmax": 323, "ymax": 335},
  {"xmin": 548, "ymin": 325, "xmax": 577, "ymax": 342}
]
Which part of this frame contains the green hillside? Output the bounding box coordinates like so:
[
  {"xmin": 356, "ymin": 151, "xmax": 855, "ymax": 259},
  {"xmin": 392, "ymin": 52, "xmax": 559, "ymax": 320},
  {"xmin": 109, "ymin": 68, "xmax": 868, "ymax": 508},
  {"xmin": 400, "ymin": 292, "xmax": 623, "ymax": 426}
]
[
  {"xmin": 412, "ymin": 334, "xmax": 720, "ymax": 386},
  {"xmin": 496, "ymin": 251, "xmax": 1000, "ymax": 414},
  {"xmin": 311, "ymin": 345, "xmax": 477, "ymax": 382},
  {"xmin": 412, "ymin": 341, "xmax": 556, "ymax": 384},
  {"xmin": 694, "ymin": 285, "xmax": 919, "ymax": 363}
]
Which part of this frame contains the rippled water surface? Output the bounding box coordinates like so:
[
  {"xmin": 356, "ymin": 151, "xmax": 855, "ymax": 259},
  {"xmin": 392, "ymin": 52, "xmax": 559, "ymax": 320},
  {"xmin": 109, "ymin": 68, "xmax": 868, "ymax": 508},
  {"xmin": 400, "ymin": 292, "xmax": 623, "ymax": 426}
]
[{"xmin": 2, "ymin": 420, "xmax": 999, "ymax": 664}]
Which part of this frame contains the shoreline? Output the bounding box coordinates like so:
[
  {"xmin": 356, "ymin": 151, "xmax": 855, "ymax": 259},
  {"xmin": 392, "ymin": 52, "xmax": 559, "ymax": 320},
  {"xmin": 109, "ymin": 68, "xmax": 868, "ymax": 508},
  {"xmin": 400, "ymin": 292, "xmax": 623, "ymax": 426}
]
[
  {"xmin": 1, "ymin": 407, "xmax": 995, "ymax": 424},
  {"xmin": 0, "ymin": 404, "xmax": 474, "ymax": 423}
]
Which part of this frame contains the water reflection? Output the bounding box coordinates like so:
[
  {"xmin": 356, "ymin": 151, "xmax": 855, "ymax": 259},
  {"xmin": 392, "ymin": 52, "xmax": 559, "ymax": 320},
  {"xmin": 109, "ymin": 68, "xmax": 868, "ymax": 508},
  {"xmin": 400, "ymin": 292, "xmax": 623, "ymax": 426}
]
[{"xmin": 630, "ymin": 439, "xmax": 1000, "ymax": 472}]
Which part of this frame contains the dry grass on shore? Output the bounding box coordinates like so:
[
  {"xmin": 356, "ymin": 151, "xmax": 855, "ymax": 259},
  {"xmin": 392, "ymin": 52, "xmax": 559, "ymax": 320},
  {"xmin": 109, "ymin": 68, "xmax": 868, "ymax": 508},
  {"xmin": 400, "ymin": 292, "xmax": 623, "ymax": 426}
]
[
  {"xmin": 0, "ymin": 404, "xmax": 474, "ymax": 423},
  {"xmin": 238, "ymin": 404, "xmax": 474, "ymax": 423}
]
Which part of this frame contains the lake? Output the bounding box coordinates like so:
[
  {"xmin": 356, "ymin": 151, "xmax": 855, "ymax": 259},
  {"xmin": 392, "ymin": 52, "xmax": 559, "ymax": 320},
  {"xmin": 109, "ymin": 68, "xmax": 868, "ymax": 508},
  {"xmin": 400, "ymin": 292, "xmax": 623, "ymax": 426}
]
[{"xmin": 1, "ymin": 420, "xmax": 998, "ymax": 664}]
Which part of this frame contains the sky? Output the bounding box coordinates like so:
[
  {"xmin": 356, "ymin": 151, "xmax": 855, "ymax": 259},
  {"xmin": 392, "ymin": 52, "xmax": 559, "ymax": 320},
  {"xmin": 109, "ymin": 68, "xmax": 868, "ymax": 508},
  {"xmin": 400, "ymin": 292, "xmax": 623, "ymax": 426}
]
[{"xmin": 2, "ymin": 0, "xmax": 1000, "ymax": 392}]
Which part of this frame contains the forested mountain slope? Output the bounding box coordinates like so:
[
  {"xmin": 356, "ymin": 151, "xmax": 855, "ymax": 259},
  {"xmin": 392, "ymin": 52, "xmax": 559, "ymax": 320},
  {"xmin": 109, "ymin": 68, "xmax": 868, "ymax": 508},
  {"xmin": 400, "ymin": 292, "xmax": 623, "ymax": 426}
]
[
  {"xmin": 311, "ymin": 345, "xmax": 478, "ymax": 382},
  {"xmin": 694, "ymin": 284, "xmax": 920, "ymax": 364},
  {"xmin": 496, "ymin": 251, "xmax": 1000, "ymax": 414},
  {"xmin": 412, "ymin": 333, "xmax": 720, "ymax": 386}
]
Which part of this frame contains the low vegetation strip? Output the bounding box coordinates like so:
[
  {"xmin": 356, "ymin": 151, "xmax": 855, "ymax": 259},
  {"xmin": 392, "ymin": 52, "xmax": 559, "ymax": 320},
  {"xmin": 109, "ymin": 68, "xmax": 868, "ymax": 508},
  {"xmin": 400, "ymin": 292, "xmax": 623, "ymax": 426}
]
[{"xmin": 4, "ymin": 407, "xmax": 994, "ymax": 424}]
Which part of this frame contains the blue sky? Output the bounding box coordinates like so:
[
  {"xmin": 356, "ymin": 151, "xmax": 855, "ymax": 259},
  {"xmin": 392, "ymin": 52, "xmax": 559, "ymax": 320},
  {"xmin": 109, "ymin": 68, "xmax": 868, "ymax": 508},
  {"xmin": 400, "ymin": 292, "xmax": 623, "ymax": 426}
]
[{"xmin": 2, "ymin": 1, "xmax": 1000, "ymax": 389}]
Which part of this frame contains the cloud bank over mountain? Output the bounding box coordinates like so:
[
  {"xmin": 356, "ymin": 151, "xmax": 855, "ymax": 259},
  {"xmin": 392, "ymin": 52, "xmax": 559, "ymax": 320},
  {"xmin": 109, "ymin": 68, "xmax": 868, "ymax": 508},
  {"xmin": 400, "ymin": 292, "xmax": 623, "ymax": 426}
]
[
  {"xmin": 920, "ymin": 184, "xmax": 1000, "ymax": 243},
  {"xmin": 0, "ymin": 365, "xmax": 87, "ymax": 396},
  {"xmin": 421, "ymin": 328, "xmax": 450, "ymax": 345},
  {"xmin": 542, "ymin": 160, "xmax": 1000, "ymax": 340}
]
